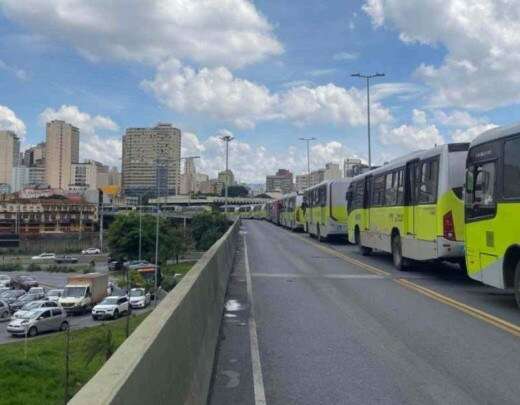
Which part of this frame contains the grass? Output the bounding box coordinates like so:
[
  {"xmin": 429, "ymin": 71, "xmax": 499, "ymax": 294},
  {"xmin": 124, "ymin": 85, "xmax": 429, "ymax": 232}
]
[
  {"xmin": 0, "ymin": 312, "xmax": 149, "ymax": 405},
  {"xmin": 163, "ymin": 261, "xmax": 196, "ymax": 277}
]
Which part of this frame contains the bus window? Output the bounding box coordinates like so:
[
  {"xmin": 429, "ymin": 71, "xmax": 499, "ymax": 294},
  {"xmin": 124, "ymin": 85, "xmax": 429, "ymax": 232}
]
[
  {"xmin": 417, "ymin": 159, "xmax": 439, "ymax": 204},
  {"xmin": 396, "ymin": 169, "xmax": 405, "ymax": 205},
  {"xmin": 372, "ymin": 175, "xmax": 386, "ymax": 207},
  {"xmin": 466, "ymin": 161, "xmax": 496, "ymax": 219},
  {"xmin": 385, "ymin": 172, "xmax": 398, "ymax": 206},
  {"xmin": 504, "ymin": 136, "xmax": 520, "ymax": 199}
]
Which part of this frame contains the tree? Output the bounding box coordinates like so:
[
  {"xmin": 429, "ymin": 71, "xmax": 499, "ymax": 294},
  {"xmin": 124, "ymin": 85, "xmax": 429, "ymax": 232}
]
[
  {"xmin": 107, "ymin": 213, "xmax": 189, "ymax": 264},
  {"xmin": 222, "ymin": 185, "xmax": 250, "ymax": 197},
  {"xmin": 191, "ymin": 211, "xmax": 230, "ymax": 250}
]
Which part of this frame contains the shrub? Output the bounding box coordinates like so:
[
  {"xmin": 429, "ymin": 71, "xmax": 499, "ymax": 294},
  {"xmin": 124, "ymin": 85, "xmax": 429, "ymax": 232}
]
[
  {"xmin": 26, "ymin": 263, "xmax": 42, "ymax": 272},
  {"xmin": 0, "ymin": 263, "xmax": 22, "ymax": 272}
]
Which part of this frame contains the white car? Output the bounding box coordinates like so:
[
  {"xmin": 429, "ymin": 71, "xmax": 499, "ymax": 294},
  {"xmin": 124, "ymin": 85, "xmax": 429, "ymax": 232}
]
[
  {"xmin": 0, "ymin": 275, "xmax": 11, "ymax": 287},
  {"xmin": 82, "ymin": 248, "xmax": 101, "ymax": 255},
  {"xmin": 129, "ymin": 288, "xmax": 151, "ymax": 309},
  {"xmin": 31, "ymin": 253, "xmax": 56, "ymax": 260},
  {"xmin": 28, "ymin": 287, "xmax": 45, "ymax": 296},
  {"xmin": 92, "ymin": 296, "xmax": 130, "ymax": 320},
  {"xmin": 12, "ymin": 300, "xmax": 59, "ymax": 319},
  {"xmin": 46, "ymin": 289, "xmax": 64, "ymax": 302}
]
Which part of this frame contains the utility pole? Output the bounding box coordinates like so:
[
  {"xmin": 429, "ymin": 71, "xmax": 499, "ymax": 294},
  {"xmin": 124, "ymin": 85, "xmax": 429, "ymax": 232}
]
[
  {"xmin": 220, "ymin": 134, "xmax": 234, "ymax": 212},
  {"xmin": 138, "ymin": 195, "xmax": 142, "ymax": 261},
  {"xmin": 78, "ymin": 207, "xmax": 83, "ymax": 241},
  {"xmin": 351, "ymin": 72, "xmax": 385, "ymax": 169},
  {"xmin": 299, "ymin": 137, "xmax": 316, "ymax": 188}
]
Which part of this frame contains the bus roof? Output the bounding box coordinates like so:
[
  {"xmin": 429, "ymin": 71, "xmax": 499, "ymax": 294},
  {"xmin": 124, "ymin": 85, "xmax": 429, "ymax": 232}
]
[
  {"xmin": 470, "ymin": 122, "xmax": 520, "ymax": 147},
  {"xmin": 302, "ymin": 177, "xmax": 351, "ymax": 193}
]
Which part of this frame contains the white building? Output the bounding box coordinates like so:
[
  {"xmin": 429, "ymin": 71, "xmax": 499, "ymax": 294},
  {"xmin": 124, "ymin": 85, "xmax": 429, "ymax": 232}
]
[
  {"xmin": 11, "ymin": 166, "xmax": 30, "ymax": 192},
  {"xmin": 69, "ymin": 160, "xmax": 110, "ymax": 191}
]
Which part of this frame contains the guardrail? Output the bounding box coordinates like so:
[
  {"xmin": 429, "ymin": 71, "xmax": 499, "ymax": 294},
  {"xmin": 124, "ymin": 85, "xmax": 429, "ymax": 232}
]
[{"xmin": 70, "ymin": 219, "xmax": 240, "ymax": 405}]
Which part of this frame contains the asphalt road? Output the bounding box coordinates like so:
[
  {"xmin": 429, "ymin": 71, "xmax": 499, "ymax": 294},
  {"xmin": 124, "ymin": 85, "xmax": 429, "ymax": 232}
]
[{"xmin": 209, "ymin": 220, "xmax": 520, "ymax": 405}]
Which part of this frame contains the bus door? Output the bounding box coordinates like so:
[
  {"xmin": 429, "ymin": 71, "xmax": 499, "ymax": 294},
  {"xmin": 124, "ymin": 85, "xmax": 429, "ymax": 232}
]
[
  {"xmin": 404, "ymin": 159, "xmax": 419, "ymax": 236},
  {"xmin": 363, "ymin": 175, "xmax": 372, "ymax": 231}
]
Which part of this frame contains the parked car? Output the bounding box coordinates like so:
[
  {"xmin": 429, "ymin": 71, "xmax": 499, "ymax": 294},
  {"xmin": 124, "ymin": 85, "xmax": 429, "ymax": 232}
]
[
  {"xmin": 0, "ymin": 300, "xmax": 10, "ymax": 321},
  {"xmin": 129, "ymin": 288, "xmax": 151, "ymax": 309},
  {"xmin": 46, "ymin": 289, "xmax": 64, "ymax": 302},
  {"xmin": 54, "ymin": 255, "xmax": 79, "ymax": 264},
  {"xmin": 92, "ymin": 296, "xmax": 130, "ymax": 320},
  {"xmin": 0, "ymin": 275, "xmax": 11, "ymax": 288},
  {"xmin": 7, "ymin": 307, "xmax": 69, "ymax": 337},
  {"xmin": 10, "ymin": 293, "xmax": 46, "ymax": 312},
  {"xmin": 12, "ymin": 300, "xmax": 59, "ymax": 319},
  {"xmin": 12, "ymin": 275, "xmax": 39, "ymax": 291},
  {"xmin": 0, "ymin": 289, "xmax": 26, "ymax": 305},
  {"xmin": 28, "ymin": 287, "xmax": 45, "ymax": 296},
  {"xmin": 108, "ymin": 260, "xmax": 123, "ymax": 271},
  {"xmin": 124, "ymin": 260, "xmax": 151, "ymax": 270},
  {"xmin": 82, "ymin": 248, "xmax": 101, "ymax": 255},
  {"xmin": 31, "ymin": 253, "xmax": 56, "ymax": 261}
]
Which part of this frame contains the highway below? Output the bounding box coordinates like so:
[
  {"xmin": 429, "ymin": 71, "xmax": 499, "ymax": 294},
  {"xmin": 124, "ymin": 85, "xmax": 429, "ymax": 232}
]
[{"xmin": 209, "ymin": 220, "xmax": 520, "ymax": 405}]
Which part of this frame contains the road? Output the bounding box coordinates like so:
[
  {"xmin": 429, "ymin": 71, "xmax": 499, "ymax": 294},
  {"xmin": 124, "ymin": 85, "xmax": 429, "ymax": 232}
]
[{"xmin": 209, "ymin": 220, "xmax": 520, "ymax": 405}]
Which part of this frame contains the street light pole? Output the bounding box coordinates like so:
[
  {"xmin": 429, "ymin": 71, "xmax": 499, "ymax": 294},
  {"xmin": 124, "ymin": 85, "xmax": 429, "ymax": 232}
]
[
  {"xmin": 351, "ymin": 72, "xmax": 385, "ymax": 169},
  {"xmin": 220, "ymin": 134, "xmax": 234, "ymax": 212},
  {"xmin": 138, "ymin": 195, "xmax": 142, "ymax": 262},
  {"xmin": 299, "ymin": 137, "xmax": 316, "ymax": 188}
]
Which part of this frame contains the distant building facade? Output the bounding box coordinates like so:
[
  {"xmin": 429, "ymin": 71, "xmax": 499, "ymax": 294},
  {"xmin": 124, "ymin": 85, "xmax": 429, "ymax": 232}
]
[
  {"xmin": 69, "ymin": 160, "xmax": 110, "ymax": 191},
  {"xmin": 266, "ymin": 169, "xmax": 294, "ymax": 194},
  {"xmin": 0, "ymin": 130, "xmax": 20, "ymax": 186},
  {"xmin": 344, "ymin": 158, "xmax": 370, "ymax": 178},
  {"xmin": 45, "ymin": 120, "xmax": 80, "ymax": 189},
  {"xmin": 295, "ymin": 162, "xmax": 342, "ymax": 191},
  {"xmin": 218, "ymin": 170, "xmax": 235, "ymax": 187},
  {"xmin": 122, "ymin": 123, "xmax": 181, "ymax": 198}
]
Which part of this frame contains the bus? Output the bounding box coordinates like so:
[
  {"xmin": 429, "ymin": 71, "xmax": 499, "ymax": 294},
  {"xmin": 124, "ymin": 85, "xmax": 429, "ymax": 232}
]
[
  {"xmin": 347, "ymin": 143, "xmax": 468, "ymax": 270},
  {"xmin": 464, "ymin": 124, "xmax": 520, "ymax": 307},
  {"xmin": 279, "ymin": 193, "xmax": 304, "ymax": 231},
  {"xmin": 251, "ymin": 204, "xmax": 266, "ymax": 220},
  {"xmin": 303, "ymin": 179, "xmax": 351, "ymax": 241}
]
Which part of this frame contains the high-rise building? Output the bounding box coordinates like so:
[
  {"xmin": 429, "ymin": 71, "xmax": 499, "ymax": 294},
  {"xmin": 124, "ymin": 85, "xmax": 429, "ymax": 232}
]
[
  {"xmin": 23, "ymin": 142, "xmax": 46, "ymax": 167},
  {"xmin": 45, "ymin": 120, "xmax": 80, "ymax": 189},
  {"xmin": 122, "ymin": 123, "xmax": 181, "ymax": 197},
  {"xmin": 218, "ymin": 170, "xmax": 235, "ymax": 186},
  {"xmin": 295, "ymin": 162, "xmax": 343, "ymax": 191},
  {"xmin": 69, "ymin": 160, "xmax": 110, "ymax": 192},
  {"xmin": 344, "ymin": 158, "xmax": 370, "ymax": 178},
  {"xmin": 0, "ymin": 130, "xmax": 20, "ymax": 185},
  {"xmin": 266, "ymin": 169, "xmax": 294, "ymax": 194},
  {"xmin": 180, "ymin": 157, "xmax": 198, "ymax": 195},
  {"xmin": 107, "ymin": 167, "xmax": 121, "ymax": 187}
]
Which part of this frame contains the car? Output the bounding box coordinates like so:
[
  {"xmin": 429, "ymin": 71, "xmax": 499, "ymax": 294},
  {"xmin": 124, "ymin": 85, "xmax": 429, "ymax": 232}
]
[
  {"xmin": 54, "ymin": 255, "xmax": 79, "ymax": 264},
  {"xmin": 46, "ymin": 289, "xmax": 64, "ymax": 302},
  {"xmin": 31, "ymin": 252, "xmax": 56, "ymax": 261},
  {"xmin": 92, "ymin": 296, "xmax": 130, "ymax": 320},
  {"xmin": 0, "ymin": 275, "xmax": 11, "ymax": 288},
  {"xmin": 7, "ymin": 307, "xmax": 69, "ymax": 337},
  {"xmin": 124, "ymin": 260, "xmax": 151, "ymax": 270},
  {"xmin": 0, "ymin": 289, "xmax": 26, "ymax": 305},
  {"xmin": 9, "ymin": 293, "xmax": 46, "ymax": 312},
  {"xmin": 28, "ymin": 287, "xmax": 45, "ymax": 296},
  {"xmin": 11, "ymin": 275, "xmax": 39, "ymax": 291},
  {"xmin": 108, "ymin": 260, "xmax": 123, "ymax": 271},
  {"xmin": 129, "ymin": 288, "xmax": 151, "ymax": 309},
  {"xmin": 82, "ymin": 248, "xmax": 101, "ymax": 255},
  {"xmin": 12, "ymin": 300, "xmax": 59, "ymax": 319},
  {"xmin": 0, "ymin": 300, "xmax": 10, "ymax": 321}
]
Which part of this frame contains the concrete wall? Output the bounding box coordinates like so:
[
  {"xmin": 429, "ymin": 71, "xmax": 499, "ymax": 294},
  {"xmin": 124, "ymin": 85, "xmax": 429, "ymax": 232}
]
[{"xmin": 70, "ymin": 220, "xmax": 240, "ymax": 405}]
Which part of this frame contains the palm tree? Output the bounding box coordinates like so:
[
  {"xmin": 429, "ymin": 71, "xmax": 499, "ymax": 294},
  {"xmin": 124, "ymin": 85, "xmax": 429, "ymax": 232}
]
[{"xmin": 83, "ymin": 326, "xmax": 117, "ymax": 366}]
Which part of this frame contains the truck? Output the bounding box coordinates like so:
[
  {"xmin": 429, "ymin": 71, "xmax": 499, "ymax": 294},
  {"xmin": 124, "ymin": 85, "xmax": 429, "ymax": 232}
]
[{"xmin": 59, "ymin": 273, "xmax": 108, "ymax": 314}]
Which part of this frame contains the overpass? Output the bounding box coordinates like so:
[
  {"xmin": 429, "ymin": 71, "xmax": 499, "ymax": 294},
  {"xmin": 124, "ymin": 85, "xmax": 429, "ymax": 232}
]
[{"xmin": 71, "ymin": 220, "xmax": 520, "ymax": 405}]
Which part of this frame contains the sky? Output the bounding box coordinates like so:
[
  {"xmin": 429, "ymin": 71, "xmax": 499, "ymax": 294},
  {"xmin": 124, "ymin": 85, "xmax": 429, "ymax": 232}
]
[{"xmin": 0, "ymin": 0, "xmax": 518, "ymax": 183}]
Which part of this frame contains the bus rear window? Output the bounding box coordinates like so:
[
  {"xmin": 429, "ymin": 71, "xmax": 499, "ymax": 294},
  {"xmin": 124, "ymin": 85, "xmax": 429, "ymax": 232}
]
[
  {"xmin": 448, "ymin": 151, "xmax": 468, "ymax": 198},
  {"xmin": 504, "ymin": 136, "xmax": 520, "ymax": 199}
]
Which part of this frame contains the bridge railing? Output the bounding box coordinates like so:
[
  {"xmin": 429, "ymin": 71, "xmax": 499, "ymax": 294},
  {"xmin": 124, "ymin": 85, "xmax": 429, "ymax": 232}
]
[{"xmin": 70, "ymin": 219, "xmax": 240, "ymax": 405}]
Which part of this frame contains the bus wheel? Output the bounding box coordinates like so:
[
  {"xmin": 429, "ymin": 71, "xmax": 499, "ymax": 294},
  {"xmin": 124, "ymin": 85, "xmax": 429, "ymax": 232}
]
[
  {"xmin": 356, "ymin": 228, "xmax": 371, "ymax": 256},
  {"xmin": 392, "ymin": 234, "xmax": 409, "ymax": 271},
  {"xmin": 514, "ymin": 262, "xmax": 520, "ymax": 309}
]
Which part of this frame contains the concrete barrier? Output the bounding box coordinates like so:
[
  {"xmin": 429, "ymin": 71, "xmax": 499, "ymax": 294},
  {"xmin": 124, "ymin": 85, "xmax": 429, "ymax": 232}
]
[{"xmin": 70, "ymin": 220, "xmax": 240, "ymax": 405}]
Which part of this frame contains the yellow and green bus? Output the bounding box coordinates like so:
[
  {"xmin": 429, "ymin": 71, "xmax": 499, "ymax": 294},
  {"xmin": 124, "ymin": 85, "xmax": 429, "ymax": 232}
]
[
  {"xmin": 303, "ymin": 179, "xmax": 351, "ymax": 241},
  {"xmin": 279, "ymin": 193, "xmax": 305, "ymax": 231},
  {"xmin": 464, "ymin": 124, "xmax": 520, "ymax": 307},
  {"xmin": 347, "ymin": 143, "xmax": 469, "ymax": 270}
]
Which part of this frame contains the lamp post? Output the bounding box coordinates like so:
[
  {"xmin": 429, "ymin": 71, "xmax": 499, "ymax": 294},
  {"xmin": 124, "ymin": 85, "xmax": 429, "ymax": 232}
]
[
  {"xmin": 299, "ymin": 137, "xmax": 316, "ymax": 188},
  {"xmin": 220, "ymin": 134, "xmax": 234, "ymax": 212},
  {"xmin": 138, "ymin": 195, "xmax": 142, "ymax": 261},
  {"xmin": 351, "ymin": 72, "xmax": 385, "ymax": 168}
]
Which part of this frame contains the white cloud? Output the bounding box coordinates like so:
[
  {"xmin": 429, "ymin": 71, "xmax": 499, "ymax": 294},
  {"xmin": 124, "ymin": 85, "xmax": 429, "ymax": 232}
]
[
  {"xmin": 0, "ymin": 105, "xmax": 26, "ymax": 138},
  {"xmin": 308, "ymin": 68, "xmax": 337, "ymax": 77},
  {"xmin": 2, "ymin": 0, "xmax": 282, "ymax": 69},
  {"xmin": 372, "ymin": 82, "xmax": 423, "ymax": 101},
  {"xmin": 141, "ymin": 59, "xmax": 278, "ymax": 129},
  {"xmin": 363, "ymin": 0, "xmax": 520, "ymax": 110},
  {"xmin": 412, "ymin": 109, "xmax": 427, "ymax": 126},
  {"xmin": 143, "ymin": 60, "xmax": 393, "ymax": 129},
  {"xmin": 333, "ymin": 52, "xmax": 358, "ymax": 61},
  {"xmin": 451, "ymin": 123, "xmax": 498, "ymax": 143},
  {"xmin": 434, "ymin": 110, "xmax": 485, "ymax": 128},
  {"xmin": 0, "ymin": 59, "xmax": 27, "ymax": 80},
  {"xmin": 39, "ymin": 105, "xmax": 120, "ymax": 166}
]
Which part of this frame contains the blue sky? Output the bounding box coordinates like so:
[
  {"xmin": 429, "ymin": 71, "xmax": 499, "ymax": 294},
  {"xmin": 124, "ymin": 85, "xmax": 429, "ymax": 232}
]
[{"xmin": 0, "ymin": 0, "xmax": 518, "ymax": 182}]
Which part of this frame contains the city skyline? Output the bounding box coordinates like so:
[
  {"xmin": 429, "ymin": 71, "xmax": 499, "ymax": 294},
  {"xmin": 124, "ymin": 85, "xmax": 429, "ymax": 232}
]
[{"xmin": 0, "ymin": 1, "xmax": 518, "ymax": 183}]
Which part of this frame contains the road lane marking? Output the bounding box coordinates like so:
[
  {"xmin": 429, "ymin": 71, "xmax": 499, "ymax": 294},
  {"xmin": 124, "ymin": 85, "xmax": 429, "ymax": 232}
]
[
  {"xmin": 243, "ymin": 233, "xmax": 267, "ymax": 405},
  {"xmin": 252, "ymin": 273, "xmax": 384, "ymax": 279},
  {"xmin": 395, "ymin": 278, "xmax": 520, "ymax": 338},
  {"xmin": 288, "ymin": 232, "xmax": 390, "ymax": 276}
]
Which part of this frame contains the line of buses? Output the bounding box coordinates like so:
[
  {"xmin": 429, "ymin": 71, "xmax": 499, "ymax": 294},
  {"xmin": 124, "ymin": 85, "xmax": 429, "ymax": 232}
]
[{"xmin": 258, "ymin": 123, "xmax": 520, "ymax": 309}]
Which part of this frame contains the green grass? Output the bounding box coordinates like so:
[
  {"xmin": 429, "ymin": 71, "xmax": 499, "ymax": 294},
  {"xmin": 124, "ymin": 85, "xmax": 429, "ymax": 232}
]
[
  {"xmin": 163, "ymin": 261, "xmax": 196, "ymax": 277},
  {"xmin": 0, "ymin": 312, "xmax": 149, "ymax": 405}
]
